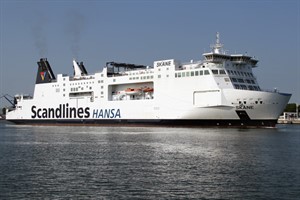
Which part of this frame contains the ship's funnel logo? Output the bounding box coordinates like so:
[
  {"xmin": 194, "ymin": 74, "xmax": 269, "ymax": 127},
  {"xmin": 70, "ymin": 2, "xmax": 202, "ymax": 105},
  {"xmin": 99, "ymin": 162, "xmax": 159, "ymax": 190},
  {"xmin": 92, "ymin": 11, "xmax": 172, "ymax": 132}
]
[{"xmin": 40, "ymin": 71, "xmax": 47, "ymax": 81}]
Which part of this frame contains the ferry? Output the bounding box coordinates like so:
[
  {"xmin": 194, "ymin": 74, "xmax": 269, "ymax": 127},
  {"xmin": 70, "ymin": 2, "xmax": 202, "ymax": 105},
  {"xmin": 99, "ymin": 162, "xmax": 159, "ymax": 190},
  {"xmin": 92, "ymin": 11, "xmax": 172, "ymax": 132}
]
[{"xmin": 5, "ymin": 33, "xmax": 291, "ymax": 127}]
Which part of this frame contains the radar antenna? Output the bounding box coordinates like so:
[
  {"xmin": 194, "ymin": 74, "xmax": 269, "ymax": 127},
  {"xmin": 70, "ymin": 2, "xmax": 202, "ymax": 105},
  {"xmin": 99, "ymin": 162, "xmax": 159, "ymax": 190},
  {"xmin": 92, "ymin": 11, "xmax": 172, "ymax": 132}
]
[{"xmin": 210, "ymin": 32, "xmax": 224, "ymax": 54}]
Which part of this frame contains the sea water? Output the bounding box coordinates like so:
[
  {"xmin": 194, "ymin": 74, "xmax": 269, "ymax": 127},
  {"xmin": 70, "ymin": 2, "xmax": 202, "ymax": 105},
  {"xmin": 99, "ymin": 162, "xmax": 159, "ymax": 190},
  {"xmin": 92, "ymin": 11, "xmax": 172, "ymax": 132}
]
[{"xmin": 0, "ymin": 122, "xmax": 299, "ymax": 199}]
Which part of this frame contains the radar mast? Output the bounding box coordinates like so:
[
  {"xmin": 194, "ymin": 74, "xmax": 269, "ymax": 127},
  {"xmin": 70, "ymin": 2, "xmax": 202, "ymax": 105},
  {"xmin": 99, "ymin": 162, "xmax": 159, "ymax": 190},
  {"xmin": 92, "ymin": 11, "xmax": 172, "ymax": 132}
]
[{"xmin": 211, "ymin": 32, "xmax": 224, "ymax": 54}]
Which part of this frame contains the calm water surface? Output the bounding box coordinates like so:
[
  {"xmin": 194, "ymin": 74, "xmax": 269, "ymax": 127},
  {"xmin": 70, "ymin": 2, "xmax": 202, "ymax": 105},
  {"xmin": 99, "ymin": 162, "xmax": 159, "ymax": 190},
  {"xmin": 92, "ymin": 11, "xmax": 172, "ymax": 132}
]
[{"xmin": 0, "ymin": 122, "xmax": 299, "ymax": 199}]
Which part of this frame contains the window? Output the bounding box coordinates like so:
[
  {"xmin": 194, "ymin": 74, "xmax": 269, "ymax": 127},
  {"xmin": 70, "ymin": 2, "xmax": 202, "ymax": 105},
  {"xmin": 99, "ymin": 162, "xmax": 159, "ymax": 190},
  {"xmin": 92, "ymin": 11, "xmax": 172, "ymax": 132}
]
[
  {"xmin": 182, "ymin": 72, "xmax": 185, "ymax": 77},
  {"xmin": 224, "ymin": 78, "xmax": 230, "ymax": 82},
  {"xmin": 204, "ymin": 70, "xmax": 210, "ymax": 75},
  {"xmin": 212, "ymin": 70, "xmax": 218, "ymax": 75},
  {"xmin": 219, "ymin": 70, "xmax": 226, "ymax": 75},
  {"xmin": 253, "ymin": 86, "xmax": 261, "ymax": 91},
  {"xmin": 195, "ymin": 71, "xmax": 199, "ymax": 76},
  {"xmin": 191, "ymin": 71, "xmax": 194, "ymax": 76},
  {"xmin": 240, "ymin": 85, "xmax": 247, "ymax": 90},
  {"xmin": 186, "ymin": 72, "xmax": 190, "ymax": 77},
  {"xmin": 175, "ymin": 73, "xmax": 178, "ymax": 78},
  {"xmin": 200, "ymin": 71, "xmax": 203, "ymax": 75}
]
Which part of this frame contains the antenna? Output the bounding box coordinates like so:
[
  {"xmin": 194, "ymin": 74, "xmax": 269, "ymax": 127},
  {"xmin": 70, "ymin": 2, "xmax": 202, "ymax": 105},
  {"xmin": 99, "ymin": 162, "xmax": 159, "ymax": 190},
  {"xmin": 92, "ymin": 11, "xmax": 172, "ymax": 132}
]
[
  {"xmin": 210, "ymin": 32, "xmax": 224, "ymax": 54},
  {"xmin": 216, "ymin": 32, "xmax": 220, "ymax": 44}
]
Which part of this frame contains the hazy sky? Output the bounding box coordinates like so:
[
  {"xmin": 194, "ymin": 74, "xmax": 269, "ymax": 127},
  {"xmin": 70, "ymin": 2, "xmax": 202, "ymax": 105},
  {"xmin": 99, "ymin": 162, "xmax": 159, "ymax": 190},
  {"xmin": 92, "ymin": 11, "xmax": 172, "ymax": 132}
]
[{"xmin": 0, "ymin": 0, "xmax": 299, "ymax": 106}]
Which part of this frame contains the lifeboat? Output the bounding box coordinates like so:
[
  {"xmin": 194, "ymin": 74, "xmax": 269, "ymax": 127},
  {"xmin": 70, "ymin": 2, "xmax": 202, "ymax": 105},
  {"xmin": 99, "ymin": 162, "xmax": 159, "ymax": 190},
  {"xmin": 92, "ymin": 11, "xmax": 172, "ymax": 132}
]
[
  {"xmin": 125, "ymin": 88, "xmax": 142, "ymax": 95},
  {"xmin": 142, "ymin": 87, "xmax": 154, "ymax": 92}
]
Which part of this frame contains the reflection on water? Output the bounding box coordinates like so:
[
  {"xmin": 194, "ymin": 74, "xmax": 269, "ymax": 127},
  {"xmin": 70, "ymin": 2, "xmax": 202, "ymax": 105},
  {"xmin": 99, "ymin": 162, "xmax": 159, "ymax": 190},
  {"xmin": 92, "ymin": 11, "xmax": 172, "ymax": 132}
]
[{"xmin": 0, "ymin": 123, "xmax": 299, "ymax": 199}]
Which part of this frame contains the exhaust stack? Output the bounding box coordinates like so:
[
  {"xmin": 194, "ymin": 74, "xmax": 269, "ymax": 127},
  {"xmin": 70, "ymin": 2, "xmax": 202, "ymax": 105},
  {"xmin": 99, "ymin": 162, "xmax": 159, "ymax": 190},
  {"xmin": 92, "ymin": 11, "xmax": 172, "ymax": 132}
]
[
  {"xmin": 36, "ymin": 58, "xmax": 56, "ymax": 84},
  {"xmin": 72, "ymin": 59, "xmax": 88, "ymax": 78}
]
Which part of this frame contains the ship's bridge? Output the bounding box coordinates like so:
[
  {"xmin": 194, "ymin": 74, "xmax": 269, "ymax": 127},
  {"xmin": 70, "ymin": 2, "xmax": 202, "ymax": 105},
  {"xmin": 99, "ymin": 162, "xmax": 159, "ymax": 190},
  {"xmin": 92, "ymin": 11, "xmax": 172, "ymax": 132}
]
[
  {"xmin": 203, "ymin": 53, "xmax": 258, "ymax": 67},
  {"xmin": 203, "ymin": 53, "xmax": 230, "ymax": 63},
  {"xmin": 203, "ymin": 32, "xmax": 258, "ymax": 68},
  {"xmin": 230, "ymin": 55, "xmax": 258, "ymax": 67}
]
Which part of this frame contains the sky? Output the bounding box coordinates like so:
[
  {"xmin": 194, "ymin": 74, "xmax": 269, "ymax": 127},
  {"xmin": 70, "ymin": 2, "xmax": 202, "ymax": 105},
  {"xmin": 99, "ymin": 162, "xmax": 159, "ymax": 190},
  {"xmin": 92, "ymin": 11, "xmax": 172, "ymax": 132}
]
[{"xmin": 0, "ymin": 0, "xmax": 299, "ymax": 106}]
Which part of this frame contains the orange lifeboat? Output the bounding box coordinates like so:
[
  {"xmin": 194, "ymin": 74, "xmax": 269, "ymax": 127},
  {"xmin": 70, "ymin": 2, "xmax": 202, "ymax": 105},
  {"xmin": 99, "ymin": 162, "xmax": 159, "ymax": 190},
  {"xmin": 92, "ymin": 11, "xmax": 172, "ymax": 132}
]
[
  {"xmin": 125, "ymin": 88, "xmax": 142, "ymax": 95},
  {"xmin": 143, "ymin": 87, "xmax": 154, "ymax": 92}
]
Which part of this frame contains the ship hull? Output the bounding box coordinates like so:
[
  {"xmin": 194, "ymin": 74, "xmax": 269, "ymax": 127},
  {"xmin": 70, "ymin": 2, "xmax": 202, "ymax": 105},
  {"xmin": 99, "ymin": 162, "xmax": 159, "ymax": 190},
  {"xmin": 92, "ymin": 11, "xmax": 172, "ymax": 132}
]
[
  {"xmin": 5, "ymin": 90, "xmax": 290, "ymax": 128},
  {"xmin": 7, "ymin": 118, "xmax": 277, "ymax": 128}
]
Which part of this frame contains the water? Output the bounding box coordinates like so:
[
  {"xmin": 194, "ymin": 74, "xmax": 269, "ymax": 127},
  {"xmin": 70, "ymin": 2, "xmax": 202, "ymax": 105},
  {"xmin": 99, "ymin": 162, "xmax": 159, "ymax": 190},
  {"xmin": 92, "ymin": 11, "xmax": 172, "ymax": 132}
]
[{"xmin": 0, "ymin": 122, "xmax": 299, "ymax": 199}]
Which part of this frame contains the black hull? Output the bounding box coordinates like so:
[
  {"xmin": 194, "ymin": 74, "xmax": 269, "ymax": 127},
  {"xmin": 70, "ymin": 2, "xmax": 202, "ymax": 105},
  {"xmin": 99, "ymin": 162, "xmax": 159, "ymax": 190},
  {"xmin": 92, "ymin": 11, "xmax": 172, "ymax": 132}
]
[{"xmin": 6, "ymin": 119, "xmax": 277, "ymax": 128}]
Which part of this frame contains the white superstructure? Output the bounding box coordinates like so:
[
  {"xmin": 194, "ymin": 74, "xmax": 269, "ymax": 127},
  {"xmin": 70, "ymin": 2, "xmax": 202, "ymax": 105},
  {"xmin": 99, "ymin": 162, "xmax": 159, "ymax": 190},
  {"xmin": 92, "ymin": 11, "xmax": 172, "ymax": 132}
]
[{"xmin": 6, "ymin": 33, "xmax": 291, "ymax": 127}]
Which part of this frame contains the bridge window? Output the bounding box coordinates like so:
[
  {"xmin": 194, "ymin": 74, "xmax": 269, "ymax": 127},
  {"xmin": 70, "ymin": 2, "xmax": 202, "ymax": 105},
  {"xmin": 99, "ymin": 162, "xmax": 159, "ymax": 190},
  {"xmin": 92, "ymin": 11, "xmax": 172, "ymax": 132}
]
[
  {"xmin": 212, "ymin": 70, "xmax": 218, "ymax": 75},
  {"xmin": 224, "ymin": 78, "xmax": 230, "ymax": 82},
  {"xmin": 234, "ymin": 84, "xmax": 240, "ymax": 89},
  {"xmin": 240, "ymin": 85, "xmax": 247, "ymax": 90},
  {"xmin": 219, "ymin": 70, "xmax": 226, "ymax": 75}
]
